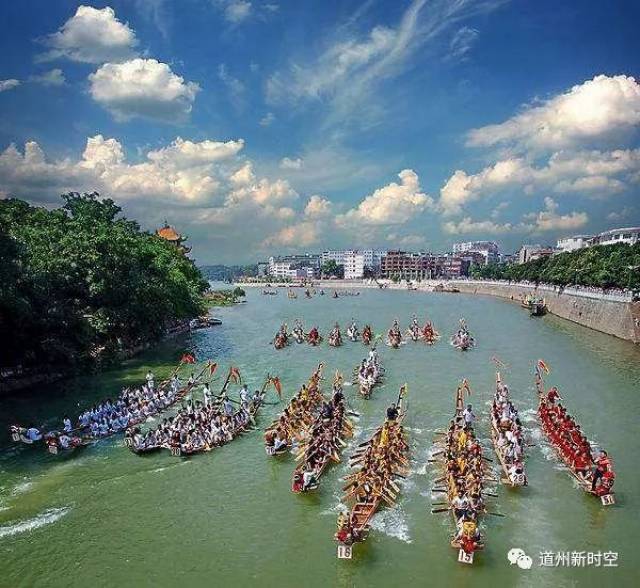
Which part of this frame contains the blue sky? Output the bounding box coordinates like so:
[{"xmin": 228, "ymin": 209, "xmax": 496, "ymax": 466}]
[{"xmin": 0, "ymin": 0, "xmax": 639, "ymax": 263}]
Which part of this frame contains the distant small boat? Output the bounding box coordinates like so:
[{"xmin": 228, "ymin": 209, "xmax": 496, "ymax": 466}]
[
  {"xmin": 190, "ymin": 316, "xmax": 222, "ymax": 330},
  {"xmin": 521, "ymin": 295, "xmax": 546, "ymax": 317}
]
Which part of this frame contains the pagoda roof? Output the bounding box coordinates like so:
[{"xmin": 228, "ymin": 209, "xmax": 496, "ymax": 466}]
[{"xmin": 157, "ymin": 225, "xmax": 183, "ymax": 242}]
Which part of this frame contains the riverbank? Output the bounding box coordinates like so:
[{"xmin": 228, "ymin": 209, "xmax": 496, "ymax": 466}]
[
  {"xmin": 449, "ymin": 280, "xmax": 640, "ymax": 344},
  {"xmin": 240, "ymin": 279, "xmax": 640, "ymax": 343},
  {"xmin": 0, "ymin": 320, "xmax": 192, "ymax": 396}
]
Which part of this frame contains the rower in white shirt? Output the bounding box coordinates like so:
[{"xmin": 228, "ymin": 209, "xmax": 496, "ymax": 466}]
[
  {"xmin": 202, "ymin": 383, "xmax": 212, "ymax": 407},
  {"xmin": 63, "ymin": 416, "xmax": 72, "ymax": 432},
  {"xmin": 239, "ymin": 385, "xmax": 249, "ymax": 407}
]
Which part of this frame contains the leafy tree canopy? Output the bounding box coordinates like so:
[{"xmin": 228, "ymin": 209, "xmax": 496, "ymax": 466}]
[
  {"xmin": 0, "ymin": 193, "xmax": 208, "ymax": 370},
  {"xmin": 321, "ymin": 259, "xmax": 344, "ymax": 278},
  {"xmin": 470, "ymin": 243, "xmax": 640, "ymax": 291}
]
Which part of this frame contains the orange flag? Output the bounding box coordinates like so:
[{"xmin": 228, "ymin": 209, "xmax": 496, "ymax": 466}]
[
  {"xmin": 271, "ymin": 376, "xmax": 282, "ymax": 398},
  {"xmin": 230, "ymin": 366, "xmax": 242, "ymax": 384}
]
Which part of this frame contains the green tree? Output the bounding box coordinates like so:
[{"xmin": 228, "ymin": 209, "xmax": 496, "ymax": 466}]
[
  {"xmin": 0, "ymin": 193, "xmax": 208, "ymax": 371},
  {"xmin": 321, "ymin": 260, "xmax": 344, "ymax": 278}
]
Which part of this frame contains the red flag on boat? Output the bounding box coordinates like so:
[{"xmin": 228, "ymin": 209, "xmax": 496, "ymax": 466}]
[
  {"xmin": 208, "ymin": 362, "xmax": 218, "ymax": 376},
  {"xmin": 270, "ymin": 376, "xmax": 282, "ymax": 398},
  {"xmin": 181, "ymin": 353, "xmax": 196, "ymax": 364},
  {"xmin": 229, "ymin": 366, "xmax": 241, "ymax": 384}
]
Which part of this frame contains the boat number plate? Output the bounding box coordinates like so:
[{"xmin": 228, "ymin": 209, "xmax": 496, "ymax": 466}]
[
  {"xmin": 513, "ymin": 474, "xmax": 525, "ymax": 485},
  {"xmin": 337, "ymin": 545, "xmax": 352, "ymax": 559},
  {"xmin": 11, "ymin": 432, "xmax": 20, "ymax": 442},
  {"xmin": 458, "ymin": 549, "xmax": 474, "ymax": 565},
  {"xmin": 265, "ymin": 446, "xmax": 277, "ymax": 456},
  {"xmin": 124, "ymin": 438, "xmax": 132, "ymax": 447},
  {"xmin": 601, "ymin": 494, "xmax": 615, "ymax": 506},
  {"xmin": 48, "ymin": 445, "xmax": 58, "ymax": 455}
]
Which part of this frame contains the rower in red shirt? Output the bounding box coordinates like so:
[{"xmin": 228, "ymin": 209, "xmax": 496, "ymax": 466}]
[
  {"xmin": 591, "ymin": 450, "xmax": 612, "ymax": 492},
  {"xmin": 573, "ymin": 451, "xmax": 591, "ymax": 480},
  {"xmin": 546, "ymin": 387, "xmax": 561, "ymax": 405}
]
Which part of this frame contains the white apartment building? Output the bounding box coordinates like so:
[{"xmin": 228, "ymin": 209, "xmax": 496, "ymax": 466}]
[
  {"xmin": 321, "ymin": 249, "xmax": 386, "ymax": 270},
  {"xmin": 452, "ymin": 241, "xmax": 500, "ymax": 265},
  {"xmin": 344, "ymin": 251, "xmax": 365, "ymax": 279},
  {"xmin": 321, "ymin": 250, "xmax": 348, "ymax": 266},
  {"xmin": 591, "ymin": 227, "xmax": 640, "ymax": 247},
  {"xmin": 556, "ymin": 235, "xmax": 592, "ymax": 253},
  {"xmin": 268, "ymin": 257, "xmax": 294, "ymax": 278}
]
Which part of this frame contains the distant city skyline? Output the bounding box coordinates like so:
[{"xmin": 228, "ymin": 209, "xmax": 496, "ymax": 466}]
[{"xmin": 1, "ymin": 1, "xmax": 639, "ymax": 264}]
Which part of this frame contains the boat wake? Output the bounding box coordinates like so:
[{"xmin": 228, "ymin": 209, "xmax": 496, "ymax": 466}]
[
  {"xmin": 11, "ymin": 480, "xmax": 33, "ymax": 496},
  {"xmin": 0, "ymin": 506, "xmax": 70, "ymax": 540},
  {"xmin": 370, "ymin": 507, "xmax": 412, "ymax": 543},
  {"xmin": 320, "ymin": 499, "xmax": 349, "ymax": 517}
]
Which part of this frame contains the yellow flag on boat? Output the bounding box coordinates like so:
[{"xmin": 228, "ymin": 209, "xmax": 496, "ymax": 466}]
[{"xmin": 379, "ymin": 424, "xmax": 389, "ymax": 448}]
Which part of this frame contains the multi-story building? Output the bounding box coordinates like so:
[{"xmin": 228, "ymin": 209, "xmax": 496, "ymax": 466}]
[
  {"xmin": 518, "ymin": 244, "xmax": 554, "ymax": 264},
  {"xmin": 321, "ymin": 249, "xmax": 386, "ymax": 271},
  {"xmin": 321, "ymin": 250, "xmax": 348, "ymax": 266},
  {"xmin": 344, "ymin": 251, "xmax": 365, "ymax": 280},
  {"xmin": 268, "ymin": 255, "xmax": 320, "ymax": 279},
  {"xmin": 431, "ymin": 254, "xmax": 476, "ymax": 278},
  {"xmin": 556, "ymin": 235, "xmax": 592, "ymax": 253},
  {"xmin": 590, "ymin": 227, "xmax": 640, "ymax": 247},
  {"xmin": 381, "ymin": 251, "xmax": 431, "ymax": 280},
  {"xmin": 452, "ymin": 241, "xmax": 500, "ymax": 265}
]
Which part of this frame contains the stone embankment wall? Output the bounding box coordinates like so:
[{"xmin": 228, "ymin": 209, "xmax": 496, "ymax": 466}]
[{"xmin": 451, "ymin": 281, "xmax": 640, "ymax": 344}]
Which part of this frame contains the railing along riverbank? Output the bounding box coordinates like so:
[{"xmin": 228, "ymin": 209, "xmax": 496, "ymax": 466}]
[{"xmin": 451, "ymin": 279, "xmax": 635, "ymax": 303}]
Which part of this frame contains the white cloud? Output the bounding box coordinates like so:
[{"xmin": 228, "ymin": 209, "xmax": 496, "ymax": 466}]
[
  {"xmin": 490, "ymin": 201, "xmax": 509, "ymax": 219},
  {"xmin": 224, "ymin": 1, "xmax": 252, "ymax": 23},
  {"xmin": 304, "ymin": 195, "xmax": 332, "ymax": 218},
  {"xmin": 88, "ymin": 58, "xmax": 199, "ymax": 122},
  {"xmin": 0, "ymin": 79, "xmax": 20, "ymax": 92},
  {"xmin": 441, "ymin": 197, "xmax": 588, "ymax": 236},
  {"xmin": 442, "ymin": 217, "xmax": 515, "ymax": 235},
  {"xmin": 38, "ymin": 5, "xmax": 138, "ymax": 64},
  {"xmin": 279, "ymin": 157, "xmax": 303, "ymax": 170},
  {"xmin": 266, "ymin": 0, "xmax": 504, "ymax": 127},
  {"xmin": 259, "ymin": 112, "xmax": 275, "ymax": 127},
  {"xmin": 440, "ymin": 159, "xmax": 528, "ymax": 215},
  {"xmin": 229, "ymin": 162, "xmax": 256, "ymax": 186},
  {"xmin": 338, "ymin": 169, "xmax": 433, "ymax": 226},
  {"xmin": 0, "ymin": 134, "xmax": 313, "ymax": 262},
  {"xmin": 467, "ymin": 75, "xmax": 640, "ymax": 151},
  {"xmin": 264, "ymin": 221, "xmax": 321, "ymax": 248},
  {"xmin": 448, "ymin": 26, "xmax": 479, "ymax": 61},
  {"xmin": 526, "ymin": 197, "xmax": 589, "ymax": 232},
  {"xmin": 439, "ymin": 148, "xmax": 640, "ymax": 214},
  {"xmin": 606, "ymin": 207, "xmax": 633, "ymax": 222},
  {"xmin": 29, "ymin": 69, "xmax": 66, "ymax": 87},
  {"xmin": 147, "ymin": 137, "xmax": 244, "ymax": 168},
  {"xmin": 0, "ymin": 135, "xmax": 243, "ymax": 203},
  {"xmin": 218, "ymin": 64, "xmax": 246, "ymax": 111},
  {"xmin": 386, "ymin": 233, "xmax": 427, "ymax": 247}
]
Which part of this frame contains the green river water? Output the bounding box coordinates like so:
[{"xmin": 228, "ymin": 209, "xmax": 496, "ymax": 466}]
[{"xmin": 1, "ymin": 286, "xmax": 639, "ymax": 588}]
